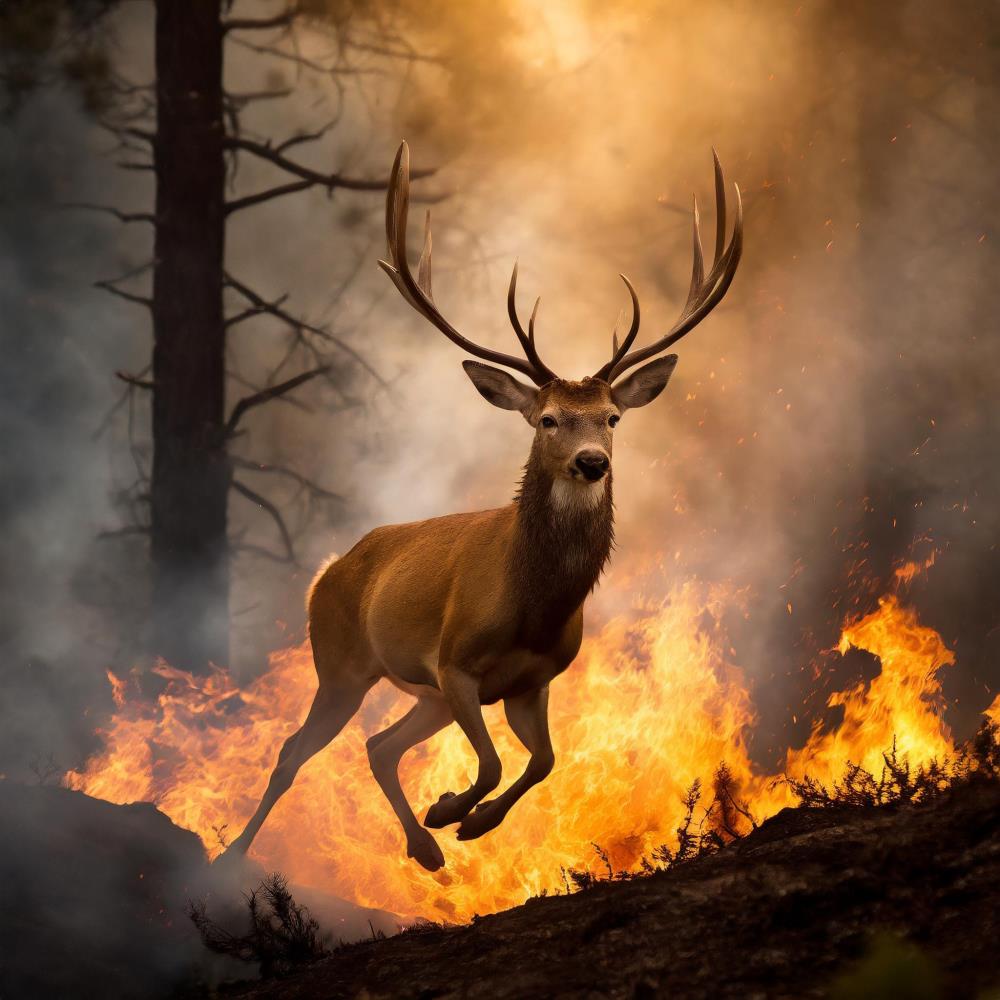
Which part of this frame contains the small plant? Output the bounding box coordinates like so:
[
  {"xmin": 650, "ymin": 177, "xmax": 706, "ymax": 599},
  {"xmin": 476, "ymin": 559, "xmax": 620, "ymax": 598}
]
[
  {"xmin": 187, "ymin": 873, "xmax": 327, "ymax": 977},
  {"xmin": 556, "ymin": 721, "xmax": 999, "ymax": 900},
  {"xmin": 563, "ymin": 768, "xmax": 765, "ymax": 893},
  {"xmin": 787, "ymin": 719, "xmax": 1000, "ymax": 809},
  {"xmin": 969, "ymin": 716, "xmax": 1000, "ymax": 774},
  {"xmin": 28, "ymin": 751, "xmax": 62, "ymax": 786},
  {"xmin": 709, "ymin": 761, "xmax": 759, "ymax": 842}
]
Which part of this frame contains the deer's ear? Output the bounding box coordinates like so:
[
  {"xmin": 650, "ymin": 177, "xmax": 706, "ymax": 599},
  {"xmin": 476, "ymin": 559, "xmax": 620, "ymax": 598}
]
[
  {"xmin": 612, "ymin": 355, "xmax": 678, "ymax": 411},
  {"xmin": 462, "ymin": 361, "xmax": 538, "ymax": 421}
]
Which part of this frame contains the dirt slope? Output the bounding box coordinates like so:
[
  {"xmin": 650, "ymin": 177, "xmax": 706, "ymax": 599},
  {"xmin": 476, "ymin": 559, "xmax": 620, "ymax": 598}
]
[{"xmin": 224, "ymin": 780, "xmax": 1000, "ymax": 1000}]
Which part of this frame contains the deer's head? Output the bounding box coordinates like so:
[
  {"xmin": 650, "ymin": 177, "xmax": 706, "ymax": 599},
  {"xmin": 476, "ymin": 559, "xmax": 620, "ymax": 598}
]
[{"xmin": 379, "ymin": 142, "xmax": 742, "ymax": 493}]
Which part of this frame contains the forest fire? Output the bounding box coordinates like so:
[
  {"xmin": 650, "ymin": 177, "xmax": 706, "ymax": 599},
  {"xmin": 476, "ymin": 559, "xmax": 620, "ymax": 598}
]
[{"xmin": 65, "ymin": 562, "xmax": 983, "ymax": 924}]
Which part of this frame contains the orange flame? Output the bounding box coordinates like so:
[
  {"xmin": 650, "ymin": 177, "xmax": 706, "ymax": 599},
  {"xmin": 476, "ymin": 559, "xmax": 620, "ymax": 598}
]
[
  {"xmin": 987, "ymin": 693, "xmax": 1000, "ymax": 726},
  {"xmin": 783, "ymin": 595, "xmax": 955, "ymax": 786},
  {"xmin": 106, "ymin": 669, "xmax": 127, "ymax": 710},
  {"xmin": 66, "ymin": 582, "xmax": 983, "ymax": 922}
]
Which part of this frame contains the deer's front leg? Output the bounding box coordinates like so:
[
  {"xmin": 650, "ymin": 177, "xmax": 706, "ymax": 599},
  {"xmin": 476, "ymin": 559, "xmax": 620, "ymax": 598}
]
[
  {"xmin": 456, "ymin": 685, "xmax": 554, "ymax": 841},
  {"xmin": 424, "ymin": 669, "xmax": 501, "ymax": 829}
]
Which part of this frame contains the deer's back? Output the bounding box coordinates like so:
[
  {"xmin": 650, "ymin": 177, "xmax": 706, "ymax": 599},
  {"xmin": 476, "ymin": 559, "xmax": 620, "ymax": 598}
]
[{"xmin": 308, "ymin": 505, "xmax": 519, "ymax": 688}]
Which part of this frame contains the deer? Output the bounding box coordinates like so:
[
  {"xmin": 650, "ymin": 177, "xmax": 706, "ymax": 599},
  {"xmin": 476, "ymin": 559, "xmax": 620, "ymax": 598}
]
[{"xmin": 220, "ymin": 142, "xmax": 742, "ymax": 872}]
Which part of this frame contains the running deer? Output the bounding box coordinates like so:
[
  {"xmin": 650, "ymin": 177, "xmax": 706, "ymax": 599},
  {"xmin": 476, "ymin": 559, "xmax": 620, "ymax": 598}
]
[{"xmin": 221, "ymin": 142, "xmax": 743, "ymax": 871}]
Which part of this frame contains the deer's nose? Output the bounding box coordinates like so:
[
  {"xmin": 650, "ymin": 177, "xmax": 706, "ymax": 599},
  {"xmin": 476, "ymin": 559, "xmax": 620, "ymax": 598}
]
[{"xmin": 574, "ymin": 450, "xmax": 610, "ymax": 482}]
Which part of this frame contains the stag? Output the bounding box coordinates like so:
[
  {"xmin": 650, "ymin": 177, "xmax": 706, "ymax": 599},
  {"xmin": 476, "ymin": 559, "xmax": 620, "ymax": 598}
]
[{"xmin": 221, "ymin": 142, "xmax": 743, "ymax": 871}]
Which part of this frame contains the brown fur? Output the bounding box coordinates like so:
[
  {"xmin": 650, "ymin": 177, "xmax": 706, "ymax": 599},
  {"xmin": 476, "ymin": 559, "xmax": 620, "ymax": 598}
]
[
  {"xmin": 221, "ymin": 370, "xmax": 671, "ymax": 872},
  {"xmin": 218, "ymin": 139, "xmax": 734, "ymax": 873}
]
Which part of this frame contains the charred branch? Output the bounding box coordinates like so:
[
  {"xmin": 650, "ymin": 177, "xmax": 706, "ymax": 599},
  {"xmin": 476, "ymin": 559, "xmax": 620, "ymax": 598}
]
[
  {"xmin": 98, "ymin": 525, "xmax": 151, "ymax": 540},
  {"xmin": 274, "ymin": 120, "xmax": 339, "ymax": 155},
  {"xmin": 225, "ymin": 365, "xmax": 330, "ymax": 436},
  {"xmin": 224, "ymin": 135, "xmax": 435, "ymax": 193},
  {"xmin": 227, "ymin": 35, "xmax": 375, "ymax": 78},
  {"xmin": 225, "ymin": 179, "xmax": 312, "ymax": 215},
  {"xmin": 344, "ymin": 39, "xmax": 446, "ymax": 65},
  {"xmin": 222, "ymin": 6, "xmax": 302, "ymax": 34},
  {"xmin": 95, "ymin": 278, "xmax": 152, "ymax": 310},
  {"xmin": 230, "ymin": 456, "xmax": 344, "ymax": 502},
  {"xmin": 62, "ymin": 202, "xmax": 156, "ymax": 224},
  {"xmin": 115, "ymin": 370, "xmax": 155, "ymax": 390},
  {"xmin": 231, "ymin": 480, "xmax": 296, "ymax": 564},
  {"xmin": 226, "ymin": 88, "xmax": 295, "ymax": 105},
  {"xmin": 224, "ymin": 272, "xmax": 385, "ymax": 384}
]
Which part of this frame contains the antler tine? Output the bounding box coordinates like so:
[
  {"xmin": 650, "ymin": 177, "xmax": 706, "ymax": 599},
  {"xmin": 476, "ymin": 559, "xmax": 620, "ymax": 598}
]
[
  {"xmin": 528, "ymin": 297, "xmax": 540, "ymax": 345},
  {"xmin": 686, "ymin": 195, "xmax": 705, "ymax": 311},
  {"xmin": 507, "ymin": 260, "xmax": 530, "ymax": 350},
  {"xmin": 596, "ymin": 152, "xmax": 744, "ymax": 384},
  {"xmin": 611, "ymin": 309, "xmax": 624, "ymax": 356},
  {"xmin": 417, "ymin": 209, "xmax": 433, "ymax": 300},
  {"xmin": 378, "ymin": 141, "xmax": 556, "ymax": 387},
  {"xmin": 507, "ymin": 260, "xmax": 558, "ymax": 382},
  {"xmin": 712, "ymin": 147, "xmax": 726, "ymax": 268},
  {"xmin": 592, "ymin": 274, "xmax": 641, "ymax": 382}
]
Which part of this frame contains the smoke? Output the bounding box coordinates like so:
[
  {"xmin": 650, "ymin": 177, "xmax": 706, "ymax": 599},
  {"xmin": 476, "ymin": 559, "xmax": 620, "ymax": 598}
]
[{"xmin": 2, "ymin": 0, "xmax": 999, "ymax": 782}]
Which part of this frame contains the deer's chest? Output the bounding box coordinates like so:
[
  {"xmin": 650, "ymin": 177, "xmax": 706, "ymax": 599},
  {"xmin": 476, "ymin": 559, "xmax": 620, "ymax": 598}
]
[{"xmin": 478, "ymin": 611, "xmax": 583, "ymax": 704}]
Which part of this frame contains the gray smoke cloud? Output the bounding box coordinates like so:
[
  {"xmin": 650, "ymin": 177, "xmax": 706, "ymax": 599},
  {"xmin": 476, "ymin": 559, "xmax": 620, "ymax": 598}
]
[{"xmin": 2, "ymin": 0, "xmax": 998, "ymax": 786}]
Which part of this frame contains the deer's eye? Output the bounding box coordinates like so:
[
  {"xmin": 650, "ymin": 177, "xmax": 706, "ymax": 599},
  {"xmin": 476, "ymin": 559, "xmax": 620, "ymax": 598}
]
[
  {"xmin": 608, "ymin": 414, "xmax": 620, "ymax": 428},
  {"xmin": 540, "ymin": 415, "xmax": 557, "ymax": 429}
]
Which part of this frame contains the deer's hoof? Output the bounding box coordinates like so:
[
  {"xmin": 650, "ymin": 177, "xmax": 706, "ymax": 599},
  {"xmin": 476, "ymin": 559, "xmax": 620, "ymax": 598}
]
[
  {"xmin": 456, "ymin": 801, "xmax": 502, "ymax": 841},
  {"xmin": 407, "ymin": 830, "xmax": 445, "ymax": 872},
  {"xmin": 424, "ymin": 791, "xmax": 459, "ymax": 828}
]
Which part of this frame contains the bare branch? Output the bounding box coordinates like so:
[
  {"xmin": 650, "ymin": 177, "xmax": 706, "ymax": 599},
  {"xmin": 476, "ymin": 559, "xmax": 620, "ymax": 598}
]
[
  {"xmin": 120, "ymin": 125, "xmax": 156, "ymax": 145},
  {"xmin": 344, "ymin": 39, "xmax": 446, "ymax": 65},
  {"xmin": 225, "ymin": 179, "xmax": 312, "ymax": 215},
  {"xmin": 226, "ymin": 365, "xmax": 330, "ymax": 436},
  {"xmin": 223, "ymin": 5, "xmax": 301, "ymax": 33},
  {"xmin": 98, "ymin": 525, "xmax": 151, "ymax": 540},
  {"xmin": 230, "ymin": 456, "xmax": 344, "ymax": 501},
  {"xmin": 274, "ymin": 120, "xmax": 339, "ymax": 155},
  {"xmin": 115, "ymin": 370, "xmax": 154, "ymax": 390},
  {"xmin": 62, "ymin": 202, "xmax": 155, "ymax": 225},
  {"xmin": 225, "ymin": 88, "xmax": 294, "ymax": 108},
  {"xmin": 228, "ymin": 370, "xmax": 311, "ymax": 415},
  {"xmin": 228, "ymin": 34, "xmax": 379, "ymax": 78},
  {"xmin": 224, "ymin": 272, "xmax": 385, "ymax": 384},
  {"xmin": 95, "ymin": 279, "xmax": 152, "ymax": 310},
  {"xmin": 224, "ymin": 135, "xmax": 435, "ymax": 192},
  {"xmin": 231, "ymin": 480, "xmax": 296, "ymax": 563}
]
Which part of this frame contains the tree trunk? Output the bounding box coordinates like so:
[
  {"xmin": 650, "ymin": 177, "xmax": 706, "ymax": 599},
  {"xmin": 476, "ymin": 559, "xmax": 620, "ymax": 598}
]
[{"xmin": 150, "ymin": 0, "xmax": 228, "ymax": 671}]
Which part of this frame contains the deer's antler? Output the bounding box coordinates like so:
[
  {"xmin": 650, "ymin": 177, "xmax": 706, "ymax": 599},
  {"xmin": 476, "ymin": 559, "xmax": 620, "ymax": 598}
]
[
  {"xmin": 378, "ymin": 142, "xmax": 558, "ymax": 387},
  {"xmin": 593, "ymin": 150, "xmax": 743, "ymax": 384}
]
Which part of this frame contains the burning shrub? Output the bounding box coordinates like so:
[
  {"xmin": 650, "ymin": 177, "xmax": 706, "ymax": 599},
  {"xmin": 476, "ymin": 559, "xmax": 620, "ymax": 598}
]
[
  {"xmin": 564, "ymin": 767, "xmax": 764, "ymax": 891},
  {"xmin": 187, "ymin": 873, "xmax": 327, "ymax": 977},
  {"xmin": 787, "ymin": 718, "xmax": 1000, "ymax": 809}
]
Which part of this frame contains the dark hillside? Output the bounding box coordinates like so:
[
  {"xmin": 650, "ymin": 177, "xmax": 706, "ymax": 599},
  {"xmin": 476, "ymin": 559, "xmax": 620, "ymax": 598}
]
[{"xmin": 225, "ymin": 780, "xmax": 1000, "ymax": 1000}]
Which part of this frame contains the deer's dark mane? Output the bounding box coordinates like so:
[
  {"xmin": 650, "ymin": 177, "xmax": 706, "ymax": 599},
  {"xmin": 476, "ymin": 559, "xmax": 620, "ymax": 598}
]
[{"xmin": 508, "ymin": 447, "xmax": 614, "ymax": 647}]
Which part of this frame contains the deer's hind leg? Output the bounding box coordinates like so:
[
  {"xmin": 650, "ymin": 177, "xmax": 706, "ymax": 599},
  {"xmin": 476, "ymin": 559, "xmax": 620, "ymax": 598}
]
[
  {"xmin": 367, "ymin": 696, "xmax": 453, "ymax": 871},
  {"xmin": 221, "ymin": 677, "xmax": 373, "ymax": 860}
]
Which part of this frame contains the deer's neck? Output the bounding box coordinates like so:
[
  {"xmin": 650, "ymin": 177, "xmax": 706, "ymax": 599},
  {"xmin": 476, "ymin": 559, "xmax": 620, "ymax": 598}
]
[{"xmin": 509, "ymin": 450, "xmax": 614, "ymax": 641}]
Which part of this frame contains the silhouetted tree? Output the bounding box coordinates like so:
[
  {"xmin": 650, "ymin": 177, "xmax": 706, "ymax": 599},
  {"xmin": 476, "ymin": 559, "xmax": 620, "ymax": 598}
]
[{"xmin": 0, "ymin": 0, "xmax": 433, "ymax": 670}]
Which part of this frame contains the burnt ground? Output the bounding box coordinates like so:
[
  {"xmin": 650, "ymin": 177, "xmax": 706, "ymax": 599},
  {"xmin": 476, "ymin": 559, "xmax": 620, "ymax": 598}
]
[
  {"xmin": 0, "ymin": 784, "xmax": 397, "ymax": 1000},
  {"xmin": 223, "ymin": 779, "xmax": 1000, "ymax": 1000}
]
